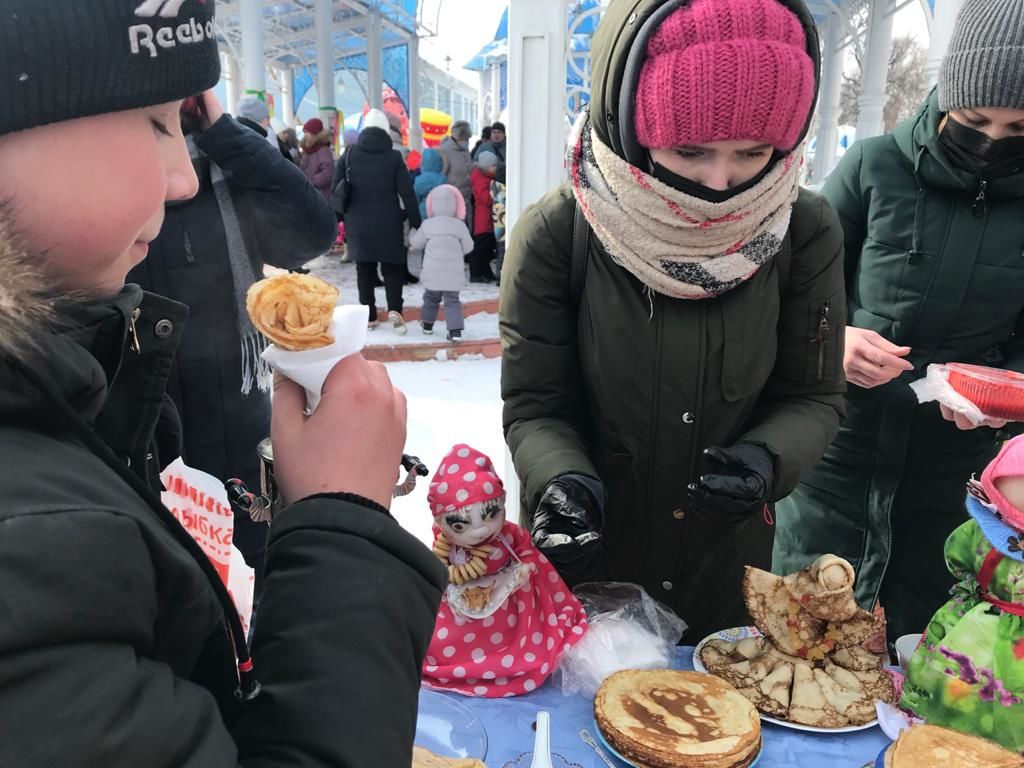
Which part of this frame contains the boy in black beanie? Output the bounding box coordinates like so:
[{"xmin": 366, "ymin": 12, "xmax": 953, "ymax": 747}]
[{"xmin": 0, "ymin": 2, "xmax": 445, "ymax": 765}]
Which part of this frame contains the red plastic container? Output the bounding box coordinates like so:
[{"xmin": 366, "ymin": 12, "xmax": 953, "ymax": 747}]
[{"xmin": 946, "ymin": 363, "xmax": 1024, "ymax": 421}]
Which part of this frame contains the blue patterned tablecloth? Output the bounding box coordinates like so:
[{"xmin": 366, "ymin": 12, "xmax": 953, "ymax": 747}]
[{"xmin": 439, "ymin": 647, "xmax": 889, "ymax": 768}]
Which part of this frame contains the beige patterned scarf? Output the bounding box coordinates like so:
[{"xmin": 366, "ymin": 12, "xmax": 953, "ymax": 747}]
[{"xmin": 568, "ymin": 110, "xmax": 802, "ymax": 300}]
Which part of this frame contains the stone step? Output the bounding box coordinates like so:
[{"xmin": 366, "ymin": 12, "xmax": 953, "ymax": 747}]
[
  {"xmin": 363, "ymin": 336, "xmax": 502, "ymax": 363},
  {"xmin": 374, "ymin": 296, "xmax": 498, "ymax": 324}
]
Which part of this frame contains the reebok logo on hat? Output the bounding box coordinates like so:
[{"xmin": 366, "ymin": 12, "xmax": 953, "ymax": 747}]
[
  {"xmin": 134, "ymin": 0, "xmax": 191, "ymax": 17},
  {"xmin": 130, "ymin": 0, "xmax": 212, "ymax": 59}
]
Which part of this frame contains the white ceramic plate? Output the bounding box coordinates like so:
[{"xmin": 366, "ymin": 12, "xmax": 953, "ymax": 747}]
[{"xmin": 692, "ymin": 626, "xmax": 881, "ymax": 734}]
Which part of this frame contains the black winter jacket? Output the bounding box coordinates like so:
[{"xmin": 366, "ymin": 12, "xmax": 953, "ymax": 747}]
[
  {"xmin": 128, "ymin": 116, "xmax": 336, "ymax": 568},
  {"xmin": 334, "ymin": 127, "xmax": 421, "ymax": 265},
  {"xmin": 0, "ymin": 273, "xmax": 446, "ymax": 765}
]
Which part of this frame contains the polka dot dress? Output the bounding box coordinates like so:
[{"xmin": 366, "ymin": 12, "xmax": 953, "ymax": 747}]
[{"xmin": 423, "ymin": 522, "xmax": 588, "ymax": 698}]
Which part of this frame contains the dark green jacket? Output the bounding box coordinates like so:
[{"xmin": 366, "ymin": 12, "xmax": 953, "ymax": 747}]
[
  {"xmin": 500, "ymin": 0, "xmax": 846, "ymax": 641},
  {"xmin": 774, "ymin": 91, "xmax": 1024, "ymax": 610},
  {"xmin": 0, "ymin": 281, "xmax": 446, "ymax": 765}
]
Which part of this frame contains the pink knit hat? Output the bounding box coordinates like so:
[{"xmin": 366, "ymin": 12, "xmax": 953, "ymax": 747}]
[{"xmin": 634, "ymin": 0, "xmax": 815, "ymax": 153}]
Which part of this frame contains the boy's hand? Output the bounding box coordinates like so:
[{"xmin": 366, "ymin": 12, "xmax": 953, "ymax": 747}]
[
  {"xmin": 199, "ymin": 89, "xmax": 225, "ymax": 131},
  {"xmin": 271, "ymin": 355, "xmax": 407, "ymax": 508}
]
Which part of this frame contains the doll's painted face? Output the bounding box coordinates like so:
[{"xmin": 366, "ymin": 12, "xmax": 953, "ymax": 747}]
[{"xmin": 441, "ymin": 497, "xmax": 506, "ymax": 547}]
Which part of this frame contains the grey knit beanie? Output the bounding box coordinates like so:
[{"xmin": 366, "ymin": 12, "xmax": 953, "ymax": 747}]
[{"xmin": 939, "ymin": 0, "xmax": 1024, "ymax": 112}]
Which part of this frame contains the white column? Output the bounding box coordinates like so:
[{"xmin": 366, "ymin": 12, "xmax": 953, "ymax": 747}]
[
  {"xmin": 489, "ymin": 63, "xmax": 503, "ymax": 122},
  {"xmin": 926, "ymin": 0, "xmax": 964, "ymax": 86},
  {"xmin": 408, "ymin": 35, "xmax": 423, "ymax": 151},
  {"xmin": 315, "ymin": 0, "xmax": 337, "ymax": 142},
  {"xmin": 281, "ymin": 68, "xmax": 296, "ymax": 126},
  {"xmin": 856, "ymin": 0, "xmax": 895, "ymax": 139},
  {"xmin": 813, "ymin": 15, "xmax": 845, "ymax": 183},
  {"xmin": 507, "ymin": 0, "xmax": 568, "ymax": 230},
  {"xmin": 226, "ymin": 54, "xmax": 242, "ymax": 114},
  {"xmin": 239, "ymin": 0, "xmax": 266, "ymax": 97},
  {"xmin": 367, "ymin": 10, "xmax": 384, "ymax": 110},
  {"xmin": 478, "ymin": 71, "xmax": 488, "ymax": 130}
]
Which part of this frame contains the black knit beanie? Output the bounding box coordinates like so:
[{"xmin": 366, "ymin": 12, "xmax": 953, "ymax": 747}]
[{"xmin": 1, "ymin": 0, "xmax": 221, "ymax": 136}]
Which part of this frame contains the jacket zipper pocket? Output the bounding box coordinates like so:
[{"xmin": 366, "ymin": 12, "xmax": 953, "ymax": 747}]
[
  {"xmin": 183, "ymin": 230, "xmax": 195, "ymax": 263},
  {"xmin": 814, "ymin": 301, "xmax": 831, "ymax": 383}
]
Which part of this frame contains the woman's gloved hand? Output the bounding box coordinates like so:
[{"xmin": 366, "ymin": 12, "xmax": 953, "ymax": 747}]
[
  {"xmin": 530, "ymin": 474, "xmax": 605, "ymax": 566},
  {"xmin": 687, "ymin": 443, "xmax": 776, "ymax": 520}
]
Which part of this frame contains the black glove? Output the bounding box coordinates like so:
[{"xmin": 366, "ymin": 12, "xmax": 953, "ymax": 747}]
[
  {"xmin": 530, "ymin": 475, "xmax": 604, "ymax": 566},
  {"xmin": 687, "ymin": 444, "xmax": 776, "ymax": 521}
]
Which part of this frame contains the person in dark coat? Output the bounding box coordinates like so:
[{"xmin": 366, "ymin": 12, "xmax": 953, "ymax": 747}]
[
  {"xmin": 128, "ymin": 95, "xmax": 337, "ymax": 593},
  {"xmin": 774, "ymin": 0, "xmax": 1024, "ymax": 641},
  {"xmin": 477, "ymin": 121, "xmax": 507, "ymax": 167},
  {"xmin": 501, "ymin": 0, "xmax": 846, "ymax": 643},
  {"xmin": 472, "ymin": 125, "xmax": 492, "ymax": 160},
  {"xmin": 299, "ymin": 117, "xmax": 335, "ymax": 202},
  {"xmin": 0, "ymin": 3, "xmax": 445, "ymax": 766},
  {"xmin": 334, "ymin": 108, "xmax": 422, "ymax": 333}
]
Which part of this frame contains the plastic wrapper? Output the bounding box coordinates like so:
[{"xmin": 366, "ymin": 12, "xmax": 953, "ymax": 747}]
[
  {"xmin": 555, "ymin": 582, "xmax": 687, "ymax": 698},
  {"xmin": 909, "ymin": 364, "xmax": 1000, "ymax": 427},
  {"xmin": 261, "ymin": 304, "xmax": 367, "ymax": 413}
]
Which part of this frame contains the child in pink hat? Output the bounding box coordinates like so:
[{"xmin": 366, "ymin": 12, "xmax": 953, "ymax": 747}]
[{"xmin": 423, "ymin": 444, "xmax": 588, "ymax": 697}]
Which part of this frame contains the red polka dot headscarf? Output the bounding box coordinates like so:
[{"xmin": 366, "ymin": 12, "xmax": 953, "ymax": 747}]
[{"xmin": 428, "ymin": 444, "xmax": 505, "ymax": 516}]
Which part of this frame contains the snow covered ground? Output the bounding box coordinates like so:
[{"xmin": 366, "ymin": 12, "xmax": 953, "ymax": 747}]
[{"xmin": 386, "ymin": 356, "xmax": 509, "ymax": 546}]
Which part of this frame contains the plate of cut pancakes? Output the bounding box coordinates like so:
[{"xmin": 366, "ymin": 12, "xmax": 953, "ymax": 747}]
[
  {"xmin": 594, "ymin": 669, "xmax": 762, "ymax": 768},
  {"xmin": 694, "ymin": 555, "xmax": 897, "ymax": 733}
]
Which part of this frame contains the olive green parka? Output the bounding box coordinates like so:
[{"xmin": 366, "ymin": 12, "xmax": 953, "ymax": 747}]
[{"xmin": 500, "ymin": 0, "xmax": 847, "ymax": 641}]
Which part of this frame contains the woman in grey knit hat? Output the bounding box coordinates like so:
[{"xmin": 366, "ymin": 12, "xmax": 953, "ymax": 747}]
[{"xmin": 775, "ymin": 0, "xmax": 1024, "ymax": 641}]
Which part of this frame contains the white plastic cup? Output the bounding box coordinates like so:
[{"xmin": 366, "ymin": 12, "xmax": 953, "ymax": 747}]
[{"xmin": 895, "ymin": 633, "xmax": 923, "ymax": 669}]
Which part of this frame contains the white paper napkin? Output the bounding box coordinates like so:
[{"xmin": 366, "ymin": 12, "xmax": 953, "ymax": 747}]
[{"xmin": 260, "ymin": 305, "xmax": 368, "ymax": 413}]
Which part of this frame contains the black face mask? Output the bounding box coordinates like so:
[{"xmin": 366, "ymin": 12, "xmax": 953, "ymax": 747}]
[
  {"xmin": 938, "ymin": 117, "xmax": 1024, "ymax": 179},
  {"xmin": 651, "ymin": 153, "xmax": 782, "ymax": 203}
]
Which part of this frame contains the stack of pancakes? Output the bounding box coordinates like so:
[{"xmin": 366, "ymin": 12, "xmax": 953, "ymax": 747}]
[
  {"xmin": 878, "ymin": 725, "xmax": 1024, "ymax": 767},
  {"xmin": 595, "ymin": 670, "xmax": 761, "ymax": 768}
]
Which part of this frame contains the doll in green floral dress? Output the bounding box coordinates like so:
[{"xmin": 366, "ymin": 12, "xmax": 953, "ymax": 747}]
[{"xmin": 900, "ymin": 436, "xmax": 1024, "ymax": 754}]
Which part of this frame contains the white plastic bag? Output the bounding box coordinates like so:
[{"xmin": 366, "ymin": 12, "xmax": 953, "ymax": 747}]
[
  {"xmin": 556, "ymin": 582, "xmax": 687, "ymax": 698},
  {"xmin": 261, "ymin": 304, "xmax": 368, "ymax": 413},
  {"xmin": 909, "ymin": 364, "xmax": 990, "ymax": 427},
  {"xmin": 161, "ymin": 458, "xmax": 256, "ymax": 635}
]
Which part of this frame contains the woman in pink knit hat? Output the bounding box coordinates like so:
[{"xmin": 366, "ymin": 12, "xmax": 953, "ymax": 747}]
[{"xmin": 500, "ymin": 0, "xmax": 847, "ymax": 642}]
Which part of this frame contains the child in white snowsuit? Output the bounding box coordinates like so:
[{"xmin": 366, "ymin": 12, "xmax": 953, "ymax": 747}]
[{"xmin": 410, "ymin": 185, "xmax": 474, "ymax": 341}]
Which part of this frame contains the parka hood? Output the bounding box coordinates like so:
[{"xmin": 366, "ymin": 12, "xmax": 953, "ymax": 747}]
[
  {"xmin": 426, "ymin": 184, "xmax": 466, "ymax": 220},
  {"xmin": 588, "ymin": 0, "xmax": 821, "ymax": 167},
  {"xmin": 422, "ymin": 148, "xmax": 444, "ymax": 174}
]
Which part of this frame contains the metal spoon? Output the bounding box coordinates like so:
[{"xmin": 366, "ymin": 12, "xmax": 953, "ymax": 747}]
[{"xmin": 529, "ymin": 711, "xmax": 554, "ymax": 768}]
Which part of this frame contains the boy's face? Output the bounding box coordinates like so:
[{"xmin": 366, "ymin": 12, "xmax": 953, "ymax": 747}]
[{"xmin": 0, "ymin": 102, "xmax": 199, "ymax": 297}]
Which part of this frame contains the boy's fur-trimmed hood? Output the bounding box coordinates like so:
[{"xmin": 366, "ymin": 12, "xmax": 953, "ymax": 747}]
[{"xmin": 0, "ymin": 211, "xmax": 53, "ymax": 363}]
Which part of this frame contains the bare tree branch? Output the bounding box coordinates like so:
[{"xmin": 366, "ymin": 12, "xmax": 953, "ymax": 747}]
[{"xmin": 839, "ymin": 35, "xmax": 929, "ymax": 132}]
